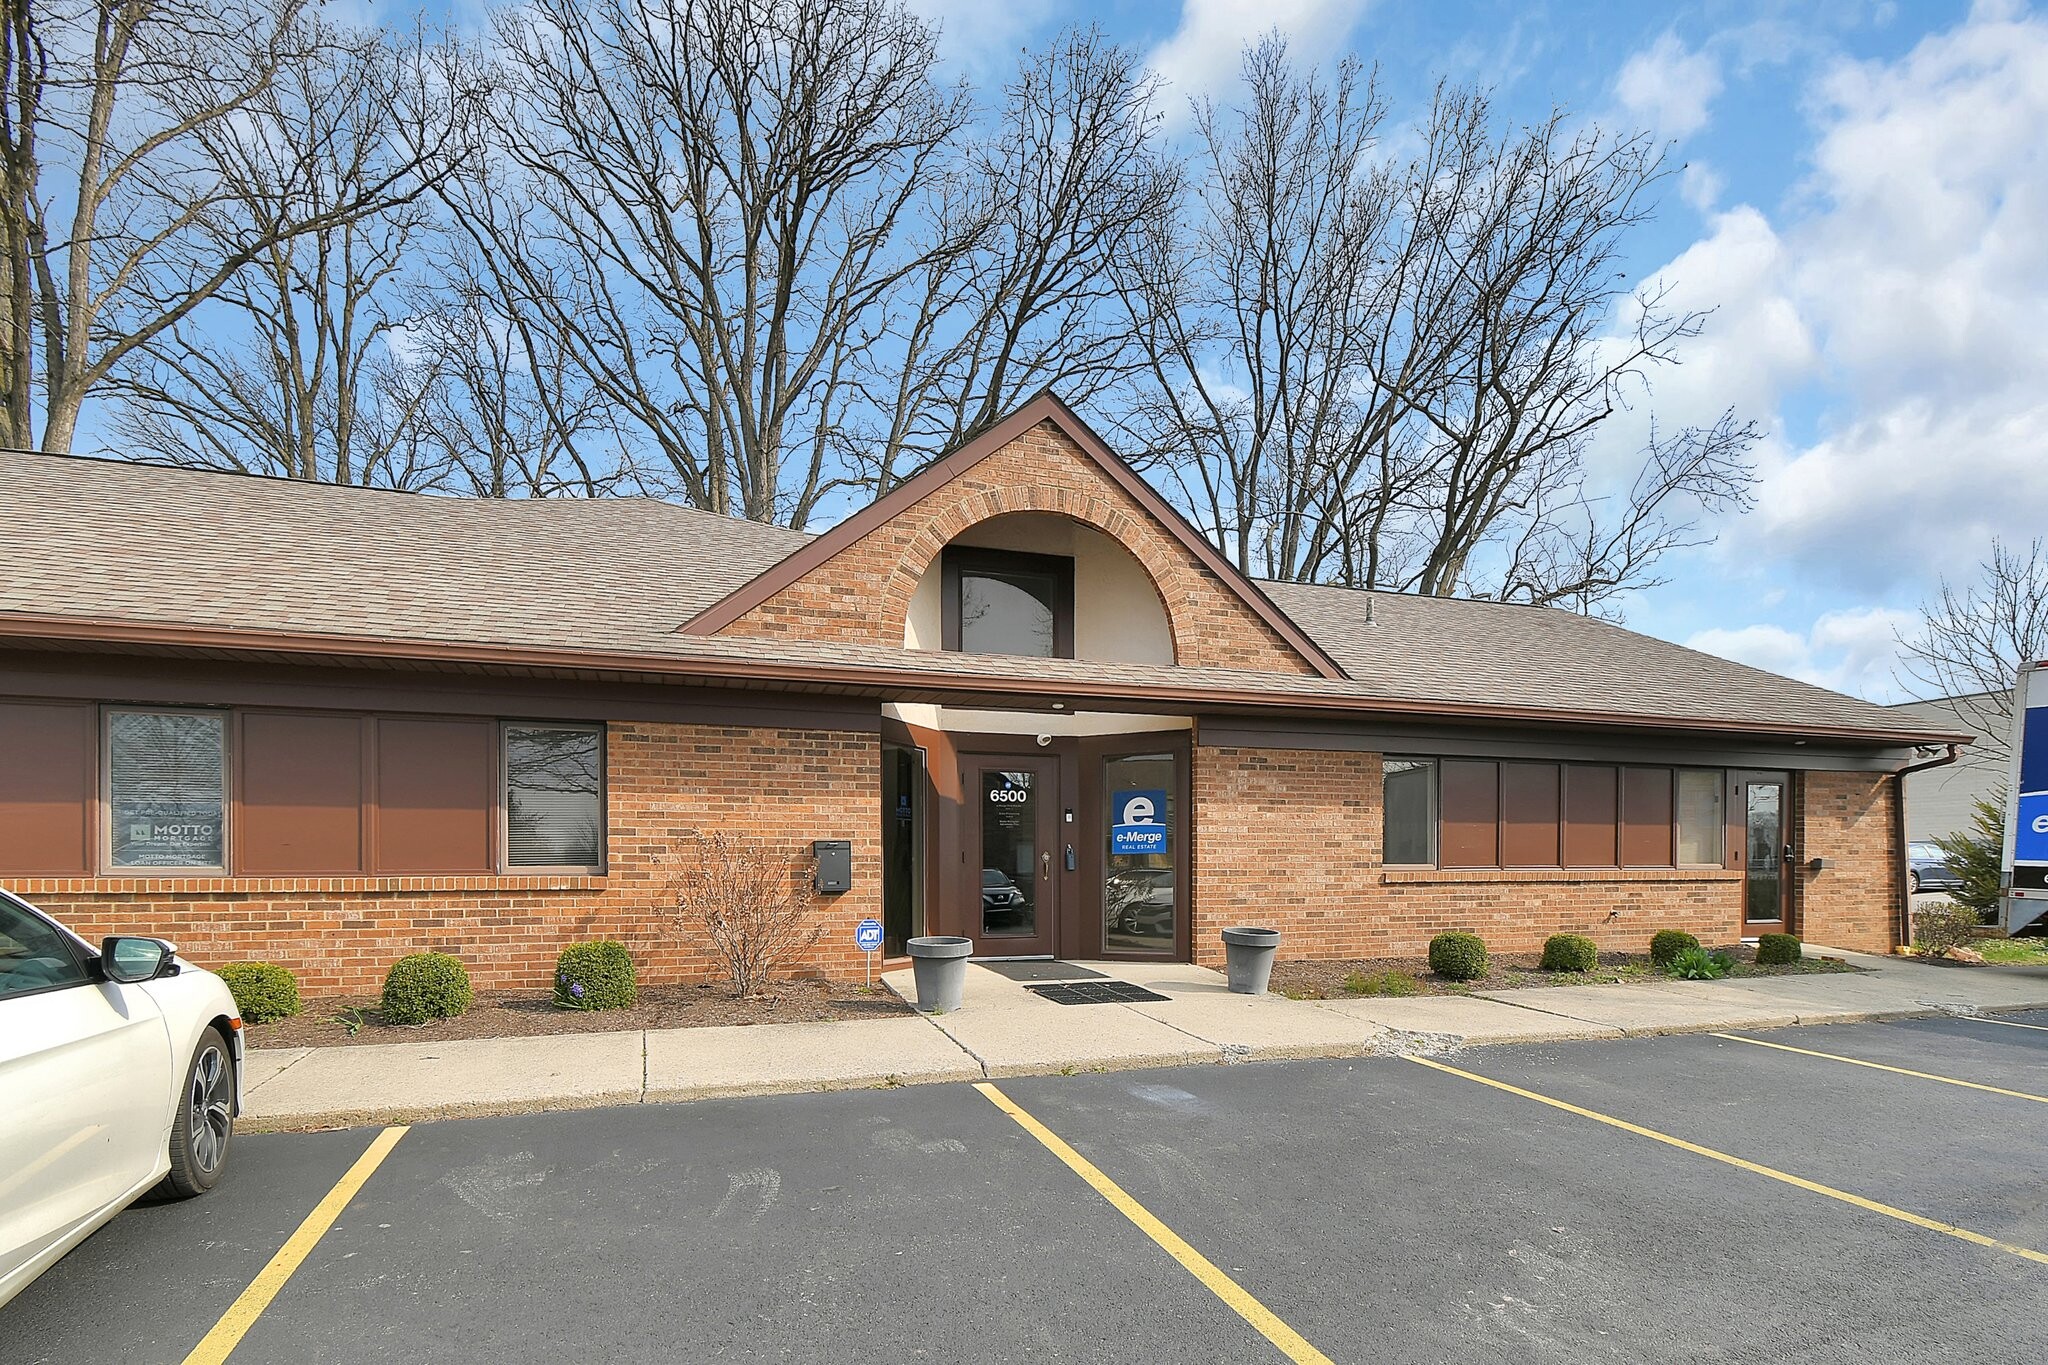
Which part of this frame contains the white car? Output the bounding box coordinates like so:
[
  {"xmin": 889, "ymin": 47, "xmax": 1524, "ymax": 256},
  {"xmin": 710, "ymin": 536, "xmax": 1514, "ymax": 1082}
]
[{"xmin": 0, "ymin": 888, "xmax": 243, "ymax": 1309}]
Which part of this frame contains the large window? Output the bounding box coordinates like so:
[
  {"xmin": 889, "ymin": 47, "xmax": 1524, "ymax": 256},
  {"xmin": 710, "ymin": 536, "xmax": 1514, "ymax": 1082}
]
[
  {"xmin": 503, "ymin": 724, "xmax": 605, "ymax": 870},
  {"xmin": 107, "ymin": 710, "xmax": 228, "ymax": 870},
  {"xmin": 1384, "ymin": 757, "xmax": 1729, "ymax": 870},
  {"xmin": 941, "ymin": 547, "xmax": 1075, "ymax": 658}
]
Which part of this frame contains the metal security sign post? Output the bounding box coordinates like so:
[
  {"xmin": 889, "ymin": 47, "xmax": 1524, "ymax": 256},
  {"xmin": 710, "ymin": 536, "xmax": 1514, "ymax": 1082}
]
[{"xmin": 855, "ymin": 917, "xmax": 884, "ymax": 988}]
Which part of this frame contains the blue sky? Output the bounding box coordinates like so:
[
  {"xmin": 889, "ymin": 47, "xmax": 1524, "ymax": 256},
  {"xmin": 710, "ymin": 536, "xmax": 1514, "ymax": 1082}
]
[{"xmin": 891, "ymin": 0, "xmax": 2043, "ymax": 702}]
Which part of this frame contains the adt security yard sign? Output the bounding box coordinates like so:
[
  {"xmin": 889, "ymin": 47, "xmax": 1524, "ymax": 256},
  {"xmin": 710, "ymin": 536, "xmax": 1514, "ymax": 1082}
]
[
  {"xmin": 2001, "ymin": 666, "xmax": 2048, "ymax": 934},
  {"xmin": 854, "ymin": 917, "xmax": 884, "ymax": 987},
  {"xmin": 1111, "ymin": 790, "xmax": 1168, "ymax": 856}
]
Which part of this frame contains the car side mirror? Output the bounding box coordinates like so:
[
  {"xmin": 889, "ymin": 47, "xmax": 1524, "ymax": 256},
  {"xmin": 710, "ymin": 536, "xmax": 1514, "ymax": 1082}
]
[{"xmin": 100, "ymin": 936, "xmax": 178, "ymax": 984}]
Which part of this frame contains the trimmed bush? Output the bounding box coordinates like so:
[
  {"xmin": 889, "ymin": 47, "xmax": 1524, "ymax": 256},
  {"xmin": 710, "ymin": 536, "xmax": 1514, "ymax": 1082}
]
[
  {"xmin": 1344, "ymin": 968, "xmax": 1420, "ymax": 998},
  {"xmin": 1754, "ymin": 933, "xmax": 1802, "ymax": 966},
  {"xmin": 380, "ymin": 952, "xmax": 474, "ymax": 1025},
  {"xmin": 1649, "ymin": 929, "xmax": 1701, "ymax": 967},
  {"xmin": 1427, "ymin": 931, "xmax": 1489, "ymax": 982},
  {"xmin": 218, "ymin": 961, "xmax": 301, "ymax": 1024},
  {"xmin": 1540, "ymin": 934, "xmax": 1599, "ymax": 973},
  {"xmin": 1667, "ymin": 946, "xmax": 1733, "ymax": 980},
  {"xmin": 554, "ymin": 940, "xmax": 638, "ymax": 1011}
]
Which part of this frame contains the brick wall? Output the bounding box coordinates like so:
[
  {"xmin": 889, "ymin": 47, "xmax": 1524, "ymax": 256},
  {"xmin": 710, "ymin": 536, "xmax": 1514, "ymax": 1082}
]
[
  {"xmin": 1189, "ymin": 746, "xmax": 1899, "ymax": 964},
  {"xmin": 718, "ymin": 420, "xmax": 1319, "ymax": 676},
  {"xmin": 1794, "ymin": 770, "xmax": 1902, "ymax": 954},
  {"xmin": 22, "ymin": 722, "xmax": 883, "ymax": 995}
]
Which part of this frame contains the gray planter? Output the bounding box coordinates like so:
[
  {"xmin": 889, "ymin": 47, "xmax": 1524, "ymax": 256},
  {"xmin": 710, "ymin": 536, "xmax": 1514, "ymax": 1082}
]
[
  {"xmin": 906, "ymin": 935, "xmax": 974, "ymax": 1013},
  {"xmin": 1221, "ymin": 926, "xmax": 1281, "ymax": 995}
]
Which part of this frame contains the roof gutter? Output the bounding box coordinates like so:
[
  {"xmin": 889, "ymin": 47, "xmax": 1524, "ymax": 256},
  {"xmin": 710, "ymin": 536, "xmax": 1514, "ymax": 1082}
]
[
  {"xmin": 0, "ymin": 610, "xmax": 1975, "ymax": 749},
  {"xmin": 1893, "ymin": 742, "xmax": 1964, "ymax": 949}
]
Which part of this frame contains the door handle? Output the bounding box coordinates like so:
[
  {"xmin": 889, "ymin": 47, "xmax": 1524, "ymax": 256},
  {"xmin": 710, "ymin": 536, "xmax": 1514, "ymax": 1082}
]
[{"xmin": 1040, "ymin": 850, "xmax": 1051, "ymax": 879}]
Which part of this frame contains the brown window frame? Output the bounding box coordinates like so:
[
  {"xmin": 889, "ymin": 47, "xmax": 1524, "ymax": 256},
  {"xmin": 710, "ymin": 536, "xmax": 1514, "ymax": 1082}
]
[
  {"xmin": 498, "ymin": 721, "xmax": 608, "ymax": 875},
  {"xmin": 1388, "ymin": 754, "xmax": 1729, "ymax": 872},
  {"xmin": 940, "ymin": 546, "xmax": 1076, "ymax": 659},
  {"xmin": 101, "ymin": 705, "xmax": 233, "ymax": 875}
]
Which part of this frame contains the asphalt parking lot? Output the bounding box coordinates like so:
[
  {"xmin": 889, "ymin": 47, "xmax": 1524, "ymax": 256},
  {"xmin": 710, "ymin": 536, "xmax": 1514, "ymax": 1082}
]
[{"xmin": 7, "ymin": 1010, "xmax": 2044, "ymax": 1364}]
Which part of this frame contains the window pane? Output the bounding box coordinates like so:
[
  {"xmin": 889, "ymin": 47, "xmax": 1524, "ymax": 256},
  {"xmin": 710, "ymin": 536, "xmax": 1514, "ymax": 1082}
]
[
  {"xmin": 109, "ymin": 711, "xmax": 226, "ymax": 869},
  {"xmin": 1104, "ymin": 753, "xmax": 1177, "ymax": 954},
  {"xmin": 959, "ymin": 569, "xmax": 1057, "ymax": 656},
  {"xmin": 1676, "ymin": 769, "xmax": 1725, "ymax": 865},
  {"xmin": 0, "ymin": 893, "xmax": 88, "ymax": 999},
  {"xmin": 1440, "ymin": 759, "xmax": 1500, "ymax": 867},
  {"xmin": 505, "ymin": 727, "xmax": 603, "ymax": 868},
  {"xmin": 1501, "ymin": 762, "xmax": 1561, "ymax": 866},
  {"xmin": 1620, "ymin": 767, "xmax": 1674, "ymax": 866},
  {"xmin": 1563, "ymin": 765, "xmax": 1619, "ymax": 866},
  {"xmin": 1383, "ymin": 759, "xmax": 1437, "ymax": 865}
]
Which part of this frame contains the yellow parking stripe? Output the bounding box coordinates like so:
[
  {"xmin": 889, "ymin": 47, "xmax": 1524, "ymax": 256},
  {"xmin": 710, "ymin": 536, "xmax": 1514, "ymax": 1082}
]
[
  {"xmin": 974, "ymin": 1083, "xmax": 1333, "ymax": 1365},
  {"xmin": 182, "ymin": 1125, "xmax": 410, "ymax": 1365},
  {"xmin": 1406, "ymin": 1057, "xmax": 2048, "ymax": 1267},
  {"xmin": 1709, "ymin": 1032, "xmax": 2048, "ymax": 1104}
]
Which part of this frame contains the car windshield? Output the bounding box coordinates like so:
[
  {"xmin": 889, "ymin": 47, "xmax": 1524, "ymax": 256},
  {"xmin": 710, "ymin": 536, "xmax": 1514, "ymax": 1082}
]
[
  {"xmin": 1908, "ymin": 843, "xmax": 1942, "ymax": 859},
  {"xmin": 982, "ymin": 869, "xmax": 1013, "ymax": 887}
]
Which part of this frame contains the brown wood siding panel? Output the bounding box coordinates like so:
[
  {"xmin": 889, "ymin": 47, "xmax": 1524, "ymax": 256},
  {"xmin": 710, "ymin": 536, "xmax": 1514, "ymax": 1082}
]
[
  {"xmin": 238, "ymin": 713, "xmax": 364, "ymax": 873},
  {"xmin": 374, "ymin": 718, "xmax": 492, "ymax": 873},
  {"xmin": 1621, "ymin": 766, "xmax": 1675, "ymax": 866},
  {"xmin": 1563, "ymin": 764, "xmax": 1619, "ymax": 867},
  {"xmin": 1501, "ymin": 761, "xmax": 1561, "ymax": 867},
  {"xmin": 1439, "ymin": 759, "xmax": 1500, "ymax": 867},
  {"xmin": 0, "ymin": 701, "xmax": 92, "ymax": 874}
]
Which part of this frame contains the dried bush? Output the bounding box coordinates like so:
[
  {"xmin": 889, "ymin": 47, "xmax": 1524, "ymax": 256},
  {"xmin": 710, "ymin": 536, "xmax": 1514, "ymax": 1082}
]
[
  {"xmin": 666, "ymin": 832, "xmax": 825, "ymax": 998},
  {"xmin": 1912, "ymin": 902, "xmax": 1981, "ymax": 959}
]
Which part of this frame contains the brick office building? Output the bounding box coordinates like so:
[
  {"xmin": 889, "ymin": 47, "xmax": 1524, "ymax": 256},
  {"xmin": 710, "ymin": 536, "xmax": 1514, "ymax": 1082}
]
[{"xmin": 0, "ymin": 395, "xmax": 1966, "ymax": 991}]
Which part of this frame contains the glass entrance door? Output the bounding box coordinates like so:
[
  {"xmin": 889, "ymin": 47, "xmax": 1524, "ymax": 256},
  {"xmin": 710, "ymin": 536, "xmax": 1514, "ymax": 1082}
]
[
  {"xmin": 1101, "ymin": 752, "xmax": 1179, "ymax": 957},
  {"xmin": 1738, "ymin": 772, "xmax": 1790, "ymax": 934},
  {"xmin": 968, "ymin": 757, "xmax": 1059, "ymax": 956}
]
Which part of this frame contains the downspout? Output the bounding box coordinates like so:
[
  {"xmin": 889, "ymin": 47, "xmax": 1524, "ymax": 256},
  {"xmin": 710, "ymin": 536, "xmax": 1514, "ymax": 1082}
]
[{"xmin": 1892, "ymin": 744, "xmax": 1962, "ymax": 948}]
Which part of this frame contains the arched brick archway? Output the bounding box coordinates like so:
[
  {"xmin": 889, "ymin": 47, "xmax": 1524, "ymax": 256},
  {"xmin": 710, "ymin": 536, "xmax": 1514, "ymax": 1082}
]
[{"xmin": 888, "ymin": 487, "xmax": 1183, "ymax": 663}]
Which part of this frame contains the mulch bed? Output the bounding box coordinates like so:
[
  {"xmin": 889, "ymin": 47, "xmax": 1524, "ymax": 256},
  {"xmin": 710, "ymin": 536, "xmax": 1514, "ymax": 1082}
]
[
  {"xmin": 247, "ymin": 978, "xmax": 911, "ymax": 1050},
  {"xmin": 1270, "ymin": 944, "xmax": 1861, "ymax": 1001}
]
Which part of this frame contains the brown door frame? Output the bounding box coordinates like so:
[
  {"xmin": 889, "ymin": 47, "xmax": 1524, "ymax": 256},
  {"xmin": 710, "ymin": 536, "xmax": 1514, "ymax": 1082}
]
[
  {"xmin": 1731, "ymin": 769, "xmax": 1792, "ymax": 936},
  {"xmin": 952, "ymin": 741, "xmax": 1075, "ymax": 957},
  {"xmin": 1076, "ymin": 732, "xmax": 1193, "ymax": 962}
]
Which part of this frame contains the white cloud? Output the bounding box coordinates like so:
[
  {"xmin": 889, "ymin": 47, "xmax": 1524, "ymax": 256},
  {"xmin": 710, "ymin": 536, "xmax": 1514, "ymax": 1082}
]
[
  {"xmin": 1630, "ymin": 4, "xmax": 2048, "ymax": 595},
  {"xmin": 1687, "ymin": 605, "xmax": 1917, "ymax": 700},
  {"xmin": 902, "ymin": 0, "xmax": 1063, "ymax": 71},
  {"xmin": 1147, "ymin": 0, "xmax": 1373, "ymax": 106},
  {"xmin": 1614, "ymin": 32, "xmax": 1723, "ymax": 139}
]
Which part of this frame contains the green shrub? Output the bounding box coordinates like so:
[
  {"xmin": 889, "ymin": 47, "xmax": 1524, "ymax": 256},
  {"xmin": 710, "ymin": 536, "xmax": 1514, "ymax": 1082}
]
[
  {"xmin": 380, "ymin": 952, "xmax": 474, "ymax": 1025},
  {"xmin": 1649, "ymin": 930, "xmax": 1701, "ymax": 967},
  {"xmin": 1540, "ymin": 934, "xmax": 1599, "ymax": 973},
  {"xmin": 1427, "ymin": 931, "xmax": 1489, "ymax": 982},
  {"xmin": 1344, "ymin": 968, "xmax": 1420, "ymax": 997},
  {"xmin": 1667, "ymin": 946, "xmax": 1734, "ymax": 980},
  {"xmin": 218, "ymin": 961, "xmax": 301, "ymax": 1024},
  {"xmin": 554, "ymin": 940, "xmax": 638, "ymax": 1011},
  {"xmin": 1912, "ymin": 902, "xmax": 1980, "ymax": 959},
  {"xmin": 1754, "ymin": 933, "xmax": 1802, "ymax": 966}
]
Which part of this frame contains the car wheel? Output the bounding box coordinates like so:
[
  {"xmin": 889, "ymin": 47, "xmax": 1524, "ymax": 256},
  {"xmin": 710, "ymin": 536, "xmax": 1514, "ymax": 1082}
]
[
  {"xmin": 1909, "ymin": 869, "xmax": 1921, "ymax": 895},
  {"xmin": 159, "ymin": 1026, "xmax": 234, "ymax": 1199}
]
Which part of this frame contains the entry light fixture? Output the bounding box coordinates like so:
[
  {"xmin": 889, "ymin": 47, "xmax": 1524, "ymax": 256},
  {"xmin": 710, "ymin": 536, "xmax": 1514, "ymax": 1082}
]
[{"xmin": 1051, "ymin": 701, "xmax": 1066, "ymax": 710}]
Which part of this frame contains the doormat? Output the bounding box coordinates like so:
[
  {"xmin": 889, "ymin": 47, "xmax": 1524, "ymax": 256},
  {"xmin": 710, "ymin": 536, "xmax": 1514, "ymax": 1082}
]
[
  {"xmin": 976, "ymin": 960, "xmax": 1108, "ymax": 982},
  {"xmin": 1024, "ymin": 981, "xmax": 1171, "ymax": 1006}
]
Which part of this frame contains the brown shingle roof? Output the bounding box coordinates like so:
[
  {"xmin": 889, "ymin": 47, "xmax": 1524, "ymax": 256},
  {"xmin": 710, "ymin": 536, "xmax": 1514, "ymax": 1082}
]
[{"xmin": 0, "ymin": 449, "xmax": 1960, "ymax": 743}]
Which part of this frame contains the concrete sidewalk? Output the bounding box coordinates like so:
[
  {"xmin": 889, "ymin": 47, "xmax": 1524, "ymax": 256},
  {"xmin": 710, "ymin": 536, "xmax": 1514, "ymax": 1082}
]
[{"xmin": 240, "ymin": 949, "xmax": 2048, "ymax": 1130}]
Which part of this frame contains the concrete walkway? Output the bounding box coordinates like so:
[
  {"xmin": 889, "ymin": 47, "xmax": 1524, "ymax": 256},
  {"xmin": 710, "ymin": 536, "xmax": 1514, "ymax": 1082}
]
[{"xmin": 240, "ymin": 949, "xmax": 2048, "ymax": 1130}]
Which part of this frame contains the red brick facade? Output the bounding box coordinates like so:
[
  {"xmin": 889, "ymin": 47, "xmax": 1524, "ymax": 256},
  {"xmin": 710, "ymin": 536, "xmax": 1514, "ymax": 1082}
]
[
  {"xmin": 717, "ymin": 420, "xmax": 1320, "ymax": 676},
  {"xmin": 1189, "ymin": 745, "xmax": 1900, "ymax": 964},
  {"xmin": 20, "ymin": 722, "xmax": 883, "ymax": 994}
]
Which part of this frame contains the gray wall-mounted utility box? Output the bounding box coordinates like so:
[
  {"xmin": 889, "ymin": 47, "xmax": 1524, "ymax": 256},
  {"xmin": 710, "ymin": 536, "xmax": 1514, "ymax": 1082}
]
[{"xmin": 812, "ymin": 839, "xmax": 852, "ymax": 894}]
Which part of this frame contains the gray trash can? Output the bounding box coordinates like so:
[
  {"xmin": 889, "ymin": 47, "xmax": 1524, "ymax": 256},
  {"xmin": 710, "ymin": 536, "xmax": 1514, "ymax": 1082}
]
[
  {"xmin": 906, "ymin": 935, "xmax": 974, "ymax": 1013},
  {"xmin": 1221, "ymin": 926, "xmax": 1281, "ymax": 995}
]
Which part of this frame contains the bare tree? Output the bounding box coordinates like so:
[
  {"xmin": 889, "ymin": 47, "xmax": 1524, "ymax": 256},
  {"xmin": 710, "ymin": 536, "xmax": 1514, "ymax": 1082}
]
[
  {"xmin": 666, "ymin": 831, "xmax": 824, "ymax": 998},
  {"xmin": 457, "ymin": 0, "xmax": 967, "ymax": 527},
  {"xmin": 105, "ymin": 21, "xmax": 478, "ymax": 485},
  {"xmin": 847, "ymin": 26, "xmax": 1178, "ymax": 492},
  {"xmin": 0, "ymin": 1, "xmax": 472, "ymax": 453},
  {"xmin": 1898, "ymin": 538, "xmax": 2048, "ymax": 760},
  {"xmin": 1114, "ymin": 43, "xmax": 1757, "ymax": 611}
]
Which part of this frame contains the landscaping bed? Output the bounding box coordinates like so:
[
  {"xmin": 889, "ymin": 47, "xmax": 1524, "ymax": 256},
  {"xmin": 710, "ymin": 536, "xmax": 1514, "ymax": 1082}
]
[
  {"xmin": 1270, "ymin": 944, "xmax": 1861, "ymax": 1001},
  {"xmin": 247, "ymin": 977, "xmax": 912, "ymax": 1049}
]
